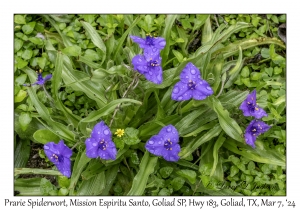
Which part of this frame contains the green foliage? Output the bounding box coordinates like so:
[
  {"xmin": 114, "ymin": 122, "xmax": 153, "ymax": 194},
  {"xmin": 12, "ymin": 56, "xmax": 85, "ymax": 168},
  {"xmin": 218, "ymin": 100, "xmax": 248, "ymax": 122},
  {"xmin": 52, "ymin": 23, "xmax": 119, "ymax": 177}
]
[{"xmin": 14, "ymin": 14, "xmax": 286, "ymax": 196}]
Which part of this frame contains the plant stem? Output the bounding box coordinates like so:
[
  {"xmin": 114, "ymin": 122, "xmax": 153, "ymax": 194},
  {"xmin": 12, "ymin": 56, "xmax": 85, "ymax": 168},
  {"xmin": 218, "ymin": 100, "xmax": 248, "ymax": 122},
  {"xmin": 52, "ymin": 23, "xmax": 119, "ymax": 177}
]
[{"xmin": 109, "ymin": 73, "xmax": 140, "ymax": 127}]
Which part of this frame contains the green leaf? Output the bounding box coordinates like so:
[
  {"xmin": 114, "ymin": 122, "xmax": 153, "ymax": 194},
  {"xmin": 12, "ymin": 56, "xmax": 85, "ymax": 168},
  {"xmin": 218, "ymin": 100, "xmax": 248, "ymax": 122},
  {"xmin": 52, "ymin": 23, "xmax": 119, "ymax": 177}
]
[
  {"xmin": 159, "ymin": 167, "xmax": 173, "ymax": 179},
  {"xmin": 176, "ymin": 170, "xmax": 197, "ymax": 184},
  {"xmin": 33, "ymin": 129, "xmax": 60, "ymax": 144},
  {"xmin": 15, "ymin": 74, "xmax": 27, "ymax": 85},
  {"xmin": 40, "ymin": 178, "xmax": 54, "ymax": 195},
  {"xmin": 43, "ymin": 15, "xmax": 73, "ymax": 47},
  {"xmin": 37, "ymin": 57, "xmax": 47, "ymax": 69},
  {"xmin": 211, "ymin": 134, "xmax": 226, "ymax": 176},
  {"xmin": 15, "ymin": 57, "xmax": 28, "ymax": 69},
  {"xmin": 69, "ymin": 150, "xmax": 91, "ymax": 195},
  {"xmin": 212, "ymin": 37, "xmax": 285, "ymax": 60},
  {"xmin": 14, "ymin": 138, "xmax": 31, "ymax": 168},
  {"xmin": 223, "ymin": 139, "xmax": 285, "ymax": 167},
  {"xmin": 101, "ymin": 165, "xmax": 119, "ymax": 195},
  {"xmin": 208, "ymin": 96, "xmax": 244, "ymax": 142},
  {"xmin": 14, "ymin": 38, "xmax": 23, "ymax": 52},
  {"xmin": 14, "ymin": 178, "xmax": 43, "ymax": 196},
  {"xmin": 26, "ymin": 86, "xmax": 75, "ymax": 143},
  {"xmin": 202, "ymin": 15, "xmax": 212, "ymax": 44},
  {"xmin": 180, "ymin": 124, "xmax": 222, "ymax": 159},
  {"xmin": 172, "ymin": 49, "xmax": 183, "ymax": 62},
  {"xmin": 123, "ymin": 127, "xmax": 140, "ymax": 145},
  {"xmin": 81, "ymin": 98, "xmax": 142, "ymax": 123},
  {"xmin": 29, "ymin": 37, "xmax": 44, "ymax": 45},
  {"xmin": 127, "ymin": 152, "xmax": 158, "ymax": 195},
  {"xmin": 14, "ymin": 15, "xmax": 26, "ymax": 24},
  {"xmin": 19, "ymin": 112, "xmax": 32, "ymax": 131},
  {"xmin": 224, "ymin": 46, "xmax": 243, "ymax": 88},
  {"xmin": 62, "ymin": 45, "xmax": 81, "ymax": 56},
  {"xmin": 81, "ymin": 21, "xmax": 106, "ymax": 63},
  {"xmin": 22, "ymin": 22, "xmax": 36, "ymax": 34},
  {"xmin": 77, "ymin": 172, "xmax": 106, "ymax": 195},
  {"xmin": 58, "ymin": 176, "xmax": 70, "ymax": 188},
  {"xmin": 161, "ymin": 15, "xmax": 177, "ymax": 66},
  {"xmin": 15, "ymin": 89, "xmax": 27, "ymax": 102},
  {"xmin": 171, "ymin": 177, "xmax": 185, "ymax": 191},
  {"xmin": 58, "ymin": 187, "xmax": 69, "ymax": 196},
  {"xmin": 112, "ymin": 15, "xmax": 141, "ymax": 61},
  {"xmin": 21, "ymin": 49, "xmax": 33, "ymax": 60},
  {"xmin": 84, "ymin": 49, "xmax": 100, "ymax": 61}
]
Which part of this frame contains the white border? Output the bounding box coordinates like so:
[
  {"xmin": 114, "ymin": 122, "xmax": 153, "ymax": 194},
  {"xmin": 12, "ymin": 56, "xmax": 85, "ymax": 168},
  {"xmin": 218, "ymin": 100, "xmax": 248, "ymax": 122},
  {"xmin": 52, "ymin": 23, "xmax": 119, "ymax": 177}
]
[{"xmin": 1, "ymin": 0, "xmax": 298, "ymax": 209}]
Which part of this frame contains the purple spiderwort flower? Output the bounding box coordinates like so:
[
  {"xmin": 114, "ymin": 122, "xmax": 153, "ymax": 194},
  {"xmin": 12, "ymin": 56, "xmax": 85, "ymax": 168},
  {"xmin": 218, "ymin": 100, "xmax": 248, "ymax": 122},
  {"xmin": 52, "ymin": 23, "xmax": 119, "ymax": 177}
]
[
  {"xmin": 244, "ymin": 119, "xmax": 270, "ymax": 148},
  {"xmin": 130, "ymin": 35, "xmax": 166, "ymax": 53},
  {"xmin": 239, "ymin": 90, "xmax": 267, "ymax": 119},
  {"xmin": 85, "ymin": 121, "xmax": 117, "ymax": 160},
  {"xmin": 171, "ymin": 62, "xmax": 213, "ymax": 101},
  {"xmin": 44, "ymin": 140, "xmax": 72, "ymax": 178},
  {"xmin": 145, "ymin": 125, "xmax": 180, "ymax": 162},
  {"xmin": 23, "ymin": 70, "xmax": 52, "ymax": 86},
  {"xmin": 132, "ymin": 53, "xmax": 163, "ymax": 84}
]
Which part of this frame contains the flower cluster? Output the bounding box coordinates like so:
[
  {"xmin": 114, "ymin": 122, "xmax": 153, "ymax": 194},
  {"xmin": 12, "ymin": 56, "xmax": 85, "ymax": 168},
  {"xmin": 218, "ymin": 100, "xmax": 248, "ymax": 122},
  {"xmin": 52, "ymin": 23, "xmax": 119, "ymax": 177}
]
[
  {"xmin": 131, "ymin": 35, "xmax": 166, "ymax": 84},
  {"xmin": 240, "ymin": 90, "xmax": 270, "ymax": 148}
]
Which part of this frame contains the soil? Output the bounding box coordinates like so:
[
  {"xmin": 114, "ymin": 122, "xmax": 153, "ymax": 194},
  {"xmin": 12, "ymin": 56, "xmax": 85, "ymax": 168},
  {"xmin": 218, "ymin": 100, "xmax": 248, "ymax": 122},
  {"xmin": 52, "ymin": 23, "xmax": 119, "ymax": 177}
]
[{"xmin": 18, "ymin": 142, "xmax": 57, "ymax": 185}]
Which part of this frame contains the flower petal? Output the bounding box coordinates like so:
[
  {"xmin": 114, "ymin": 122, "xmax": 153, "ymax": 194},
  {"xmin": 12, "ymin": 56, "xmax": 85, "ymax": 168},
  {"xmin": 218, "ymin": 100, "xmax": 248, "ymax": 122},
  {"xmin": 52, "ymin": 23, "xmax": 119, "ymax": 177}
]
[
  {"xmin": 132, "ymin": 55, "xmax": 148, "ymax": 74},
  {"xmin": 44, "ymin": 74, "xmax": 52, "ymax": 82},
  {"xmin": 145, "ymin": 135, "xmax": 165, "ymax": 156},
  {"xmin": 244, "ymin": 132, "xmax": 256, "ymax": 148},
  {"xmin": 162, "ymin": 143, "xmax": 180, "ymax": 162},
  {"xmin": 98, "ymin": 140, "xmax": 117, "ymax": 160},
  {"xmin": 144, "ymin": 47, "xmax": 161, "ymax": 59},
  {"xmin": 130, "ymin": 35, "xmax": 147, "ymax": 48},
  {"xmin": 144, "ymin": 66, "xmax": 163, "ymax": 84},
  {"xmin": 171, "ymin": 81, "xmax": 192, "ymax": 101},
  {"xmin": 180, "ymin": 62, "xmax": 201, "ymax": 83},
  {"xmin": 55, "ymin": 157, "xmax": 72, "ymax": 178},
  {"xmin": 57, "ymin": 140, "xmax": 72, "ymax": 157},
  {"xmin": 239, "ymin": 100, "xmax": 252, "ymax": 116},
  {"xmin": 85, "ymin": 137, "xmax": 100, "ymax": 158},
  {"xmin": 192, "ymin": 79, "xmax": 214, "ymax": 100},
  {"xmin": 252, "ymin": 106, "xmax": 268, "ymax": 119},
  {"xmin": 91, "ymin": 121, "xmax": 112, "ymax": 142},
  {"xmin": 158, "ymin": 125, "xmax": 179, "ymax": 144},
  {"xmin": 153, "ymin": 37, "xmax": 166, "ymax": 50}
]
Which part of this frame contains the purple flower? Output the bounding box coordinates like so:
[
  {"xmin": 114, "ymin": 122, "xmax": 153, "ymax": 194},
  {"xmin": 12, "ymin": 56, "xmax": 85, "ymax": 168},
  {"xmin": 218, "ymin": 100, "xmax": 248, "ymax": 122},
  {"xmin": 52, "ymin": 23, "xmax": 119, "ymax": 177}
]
[
  {"xmin": 44, "ymin": 140, "xmax": 72, "ymax": 178},
  {"xmin": 171, "ymin": 62, "xmax": 213, "ymax": 101},
  {"xmin": 130, "ymin": 35, "xmax": 166, "ymax": 53},
  {"xmin": 132, "ymin": 54, "xmax": 163, "ymax": 84},
  {"xmin": 85, "ymin": 121, "xmax": 117, "ymax": 160},
  {"xmin": 239, "ymin": 90, "xmax": 268, "ymax": 119},
  {"xmin": 24, "ymin": 71, "xmax": 52, "ymax": 86},
  {"xmin": 244, "ymin": 119, "xmax": 270, "ymax": 148},
  {"xmin": 145, "ymin": 125, "xmax": 180, "ymax": 162}
]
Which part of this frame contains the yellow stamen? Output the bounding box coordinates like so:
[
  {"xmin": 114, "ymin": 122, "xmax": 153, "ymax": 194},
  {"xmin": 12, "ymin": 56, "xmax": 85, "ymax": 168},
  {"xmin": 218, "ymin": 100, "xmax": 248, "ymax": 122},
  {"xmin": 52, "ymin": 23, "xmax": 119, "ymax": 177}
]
[{"xmin": 114, "ymin": 129, "xmax": 125, "ymax": 138}]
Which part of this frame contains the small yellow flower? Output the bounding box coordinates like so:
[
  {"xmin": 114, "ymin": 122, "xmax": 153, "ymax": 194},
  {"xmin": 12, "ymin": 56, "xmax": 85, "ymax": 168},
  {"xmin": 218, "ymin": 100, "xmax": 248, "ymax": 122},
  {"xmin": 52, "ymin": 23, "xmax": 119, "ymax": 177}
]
[{"xmin": 114, "ymin": 129, "xmax": 125, "ymax": 138}]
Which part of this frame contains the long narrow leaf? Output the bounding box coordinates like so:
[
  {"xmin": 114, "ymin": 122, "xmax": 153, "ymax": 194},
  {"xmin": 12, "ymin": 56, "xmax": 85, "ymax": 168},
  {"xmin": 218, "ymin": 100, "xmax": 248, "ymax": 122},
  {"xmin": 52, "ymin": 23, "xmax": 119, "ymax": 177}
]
[
  {"xmin": 161, "ymin": 15, "xmax": 177, "ymax": 66},
  {"xmin": 180, "ymin": 124, "xmax": 222, "ymax": 159},
  {"xmin": 113, "ymin": 15, "xmax": 141, "ymax": 61},
  {"xmin": 81, "ymin": 98, "xmax": 142, "ymax": 123},
  {"xmin": 26, "ymin": 87, "xmax": 75, "ymax": 143},
  {"xmin": 127, "ymin": 152, "xmax": 158, "ymax": 195},
  {"xmin": 208, "ymin": 96, "xmax": 244, "ymax": 142}
]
